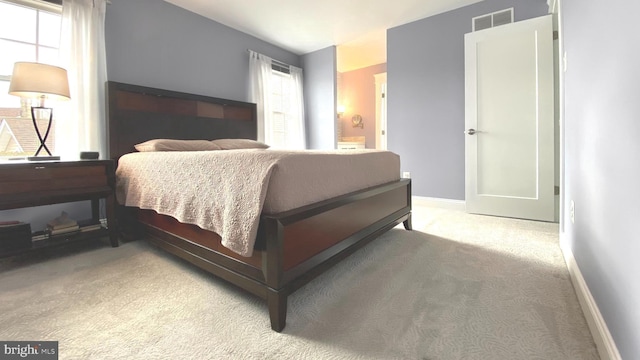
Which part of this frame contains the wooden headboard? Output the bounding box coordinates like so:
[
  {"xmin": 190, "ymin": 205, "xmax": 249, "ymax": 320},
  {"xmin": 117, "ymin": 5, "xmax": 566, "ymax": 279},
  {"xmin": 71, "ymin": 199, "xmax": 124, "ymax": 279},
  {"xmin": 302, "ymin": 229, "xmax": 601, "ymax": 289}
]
[{"xmin": 106, "ymin": 81, "xmax": 257, "ymax": 161}]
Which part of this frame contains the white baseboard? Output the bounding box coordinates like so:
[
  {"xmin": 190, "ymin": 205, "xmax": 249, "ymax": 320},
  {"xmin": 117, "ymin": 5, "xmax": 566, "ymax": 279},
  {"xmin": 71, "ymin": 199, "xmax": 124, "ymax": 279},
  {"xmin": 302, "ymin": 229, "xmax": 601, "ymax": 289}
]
[
  {"xmin": 559, "ymin": 237, "xmax": 621, "ymax": 360},
  {"xmin": 412, "ymin": 196, "xmax": 466, "ymax": 211}
]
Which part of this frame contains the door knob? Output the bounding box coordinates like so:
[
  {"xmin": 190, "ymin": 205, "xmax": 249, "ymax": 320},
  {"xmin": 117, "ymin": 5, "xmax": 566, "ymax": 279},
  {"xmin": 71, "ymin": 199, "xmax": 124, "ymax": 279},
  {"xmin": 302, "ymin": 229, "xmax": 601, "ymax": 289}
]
[{"xmin": 464, "ymin": 128, "xmax": 478, "ymax": 135}]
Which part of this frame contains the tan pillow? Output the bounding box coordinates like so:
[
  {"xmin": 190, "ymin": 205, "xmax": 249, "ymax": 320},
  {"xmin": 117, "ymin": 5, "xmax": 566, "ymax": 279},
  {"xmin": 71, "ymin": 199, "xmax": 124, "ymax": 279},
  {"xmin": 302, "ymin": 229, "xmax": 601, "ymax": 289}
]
[
  {"xmin": 210, "ymin": 139, "xmax": 270, "ymax": 150},
  {"xmin": 134, "ymin": 139, "xmax": 222, "ymax": 152}
]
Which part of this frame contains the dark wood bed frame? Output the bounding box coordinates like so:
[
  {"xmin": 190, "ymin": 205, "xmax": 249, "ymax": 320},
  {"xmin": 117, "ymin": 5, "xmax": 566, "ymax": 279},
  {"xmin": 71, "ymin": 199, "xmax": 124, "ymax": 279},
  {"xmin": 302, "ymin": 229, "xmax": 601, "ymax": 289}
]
[{"xmin": 107, "ymin": 81, "xmax": 412, "ymax": 332}]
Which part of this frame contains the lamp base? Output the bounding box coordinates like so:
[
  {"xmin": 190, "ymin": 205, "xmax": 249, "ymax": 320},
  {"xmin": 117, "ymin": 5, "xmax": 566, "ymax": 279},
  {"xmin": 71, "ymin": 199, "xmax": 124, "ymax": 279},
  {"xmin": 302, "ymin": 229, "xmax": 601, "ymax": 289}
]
[{"xmin": 27, "ymin": 156, "xmax": 60, "ymax": 161}]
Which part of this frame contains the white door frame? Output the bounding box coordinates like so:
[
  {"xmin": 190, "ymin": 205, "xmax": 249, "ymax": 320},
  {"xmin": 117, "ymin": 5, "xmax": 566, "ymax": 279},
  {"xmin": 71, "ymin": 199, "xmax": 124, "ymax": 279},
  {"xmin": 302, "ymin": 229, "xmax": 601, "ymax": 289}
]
[{"xmin": 374, "ymin": 72, "xmax": 387, "ymax": 150}]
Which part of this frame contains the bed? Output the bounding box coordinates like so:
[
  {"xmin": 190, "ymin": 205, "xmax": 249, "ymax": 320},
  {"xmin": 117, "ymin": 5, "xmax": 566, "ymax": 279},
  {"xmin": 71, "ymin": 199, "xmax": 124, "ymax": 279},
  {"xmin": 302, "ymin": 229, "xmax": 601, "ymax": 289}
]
[{"xmin": 107, "ymin": 81, "xmax": 412, "ymax": 331}]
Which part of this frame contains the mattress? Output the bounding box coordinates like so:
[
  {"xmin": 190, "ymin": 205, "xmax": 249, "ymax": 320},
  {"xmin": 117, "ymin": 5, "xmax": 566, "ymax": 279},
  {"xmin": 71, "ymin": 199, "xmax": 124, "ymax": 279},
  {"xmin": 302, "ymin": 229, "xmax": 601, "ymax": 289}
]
[{"xmin": 116, "ymin": 149, "xmax": 400, "ymax": 256}]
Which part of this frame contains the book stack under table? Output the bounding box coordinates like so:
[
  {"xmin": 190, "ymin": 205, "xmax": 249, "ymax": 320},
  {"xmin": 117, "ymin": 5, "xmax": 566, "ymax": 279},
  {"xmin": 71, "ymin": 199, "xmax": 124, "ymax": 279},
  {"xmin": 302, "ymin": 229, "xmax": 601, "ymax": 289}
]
[
  {"xmin": 45, "ymin": 215, "xmax": 104, "ymax": 237},
  {"xmin": 0, "ymin": 216, "xmax": 106, "ymax": 257},
  {"xmin": 46, "ymin": 212, "xmax": 80, "ymax": 236},
  {"xmin": 22, "ymin": 218, "xmax": 107, "ymax": 256},
  {"xmin": 14, "ymin": 217, "xmax": 107, "ymax": 256}
]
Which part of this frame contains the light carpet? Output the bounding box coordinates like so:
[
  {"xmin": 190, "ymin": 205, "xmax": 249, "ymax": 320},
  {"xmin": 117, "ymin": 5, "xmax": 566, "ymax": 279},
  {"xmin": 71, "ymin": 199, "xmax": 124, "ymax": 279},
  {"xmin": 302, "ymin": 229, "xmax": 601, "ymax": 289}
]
[{"xmin": 0, "ymin": 205, "xmax": 599, "ymax": 359}]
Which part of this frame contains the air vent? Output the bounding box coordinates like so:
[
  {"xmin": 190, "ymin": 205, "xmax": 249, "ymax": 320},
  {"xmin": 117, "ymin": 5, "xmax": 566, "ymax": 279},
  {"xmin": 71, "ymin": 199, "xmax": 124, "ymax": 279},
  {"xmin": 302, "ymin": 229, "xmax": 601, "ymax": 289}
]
[
  {"xmin": 474, "ymin": 16, "xmax": 492, "ymax": 31},
  {"xmin": 472, "ymin": 8, "xmax": 514, "ymax": 31},
  {"xmin": 271, "ymin": 62, "xmax": 290, "ymax": 74}
]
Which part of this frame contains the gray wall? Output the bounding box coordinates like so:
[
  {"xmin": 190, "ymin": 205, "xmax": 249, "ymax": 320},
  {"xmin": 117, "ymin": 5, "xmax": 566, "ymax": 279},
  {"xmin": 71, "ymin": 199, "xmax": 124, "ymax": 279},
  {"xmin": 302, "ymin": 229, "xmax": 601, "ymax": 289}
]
[
  {"xmin": 387, "ymin": 0, "xmax": 548, "ymax": 199},
  {"xmin": 562, "ymin": 0, "xmax": 640, "ymax": 358},
  {"xmin": 302, "ymin": 46, "xmax": 337, "ymax": 149},
  {"xmin": 105, "ymin": 0, "xmax": 300, "ymax": 102}
]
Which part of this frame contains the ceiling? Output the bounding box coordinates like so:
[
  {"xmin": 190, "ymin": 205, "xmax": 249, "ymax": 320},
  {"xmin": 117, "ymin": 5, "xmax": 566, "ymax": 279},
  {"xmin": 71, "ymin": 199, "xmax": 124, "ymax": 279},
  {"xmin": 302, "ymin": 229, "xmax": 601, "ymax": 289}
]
[{"xmin": 164, "ymin": 0, "xmax": 482, "ymax": 72}]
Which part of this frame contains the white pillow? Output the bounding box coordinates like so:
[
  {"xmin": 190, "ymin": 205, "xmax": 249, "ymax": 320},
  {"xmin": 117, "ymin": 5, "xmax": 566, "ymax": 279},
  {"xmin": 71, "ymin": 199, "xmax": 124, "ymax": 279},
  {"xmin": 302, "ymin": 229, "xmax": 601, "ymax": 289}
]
[
  {"xmin": 209, "ymin": 139, "xmax": 269, "ymax": 150},
  {"xmin": 134, "ymin": 139, "xmax": 222, "ymax": 152}
]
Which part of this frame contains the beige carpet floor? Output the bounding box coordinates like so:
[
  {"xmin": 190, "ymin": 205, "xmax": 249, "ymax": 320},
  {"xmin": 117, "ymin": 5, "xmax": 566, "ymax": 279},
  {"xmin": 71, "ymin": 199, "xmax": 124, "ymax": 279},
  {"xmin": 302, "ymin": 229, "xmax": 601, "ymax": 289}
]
[{"xmin": 0, "ymin": 205, "xmax": 599, "ymax": 359}]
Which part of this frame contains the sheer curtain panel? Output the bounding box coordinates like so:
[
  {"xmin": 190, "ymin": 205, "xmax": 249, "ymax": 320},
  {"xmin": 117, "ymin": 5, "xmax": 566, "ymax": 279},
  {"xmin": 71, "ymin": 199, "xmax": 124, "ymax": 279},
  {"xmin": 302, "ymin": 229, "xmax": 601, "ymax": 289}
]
[
  {"xmin": 57, "ymin": 0, "xmax": 108, "ymax": 159},
  {"xmin": 249, "ymin": 50, "xmax": 273, "ymax": 144},
  {"xmin": 288, "ymin": 66, "xmax": 306, "ymax": 149}
]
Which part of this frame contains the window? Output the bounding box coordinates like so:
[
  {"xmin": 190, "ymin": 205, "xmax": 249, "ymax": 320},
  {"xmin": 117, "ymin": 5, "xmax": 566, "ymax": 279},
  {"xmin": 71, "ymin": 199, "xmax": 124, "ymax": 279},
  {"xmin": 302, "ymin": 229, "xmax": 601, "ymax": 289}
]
[
  {"xmin": 267, "ymin": 66, "xmax": 304, "ymax": 149},
  {"xmin": 270, "ymin": 70, "xmax": 291, "ymax": 148},
  {"xmin": 0, "ymin": 0, "xmax": 62, "ymax": 157},
  {"xmin": 249, "ymin": 51, "xmax": 305, "ymax": 149}
]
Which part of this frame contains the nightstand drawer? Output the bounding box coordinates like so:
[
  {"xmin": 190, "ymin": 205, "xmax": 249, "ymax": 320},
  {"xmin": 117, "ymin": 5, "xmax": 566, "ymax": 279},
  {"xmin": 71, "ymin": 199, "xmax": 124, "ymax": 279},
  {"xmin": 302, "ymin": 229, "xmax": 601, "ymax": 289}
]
[{"xmin": 0, "ymin": 165, "xmax": 107, "ymax": 195}]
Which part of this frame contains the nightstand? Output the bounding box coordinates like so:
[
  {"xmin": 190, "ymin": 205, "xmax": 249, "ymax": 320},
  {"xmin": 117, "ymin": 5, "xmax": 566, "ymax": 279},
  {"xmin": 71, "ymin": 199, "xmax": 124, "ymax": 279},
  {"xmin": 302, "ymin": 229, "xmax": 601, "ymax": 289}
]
[{"xmin": 0, "ymin": 159, "xmax": 118, "ymax": 258}]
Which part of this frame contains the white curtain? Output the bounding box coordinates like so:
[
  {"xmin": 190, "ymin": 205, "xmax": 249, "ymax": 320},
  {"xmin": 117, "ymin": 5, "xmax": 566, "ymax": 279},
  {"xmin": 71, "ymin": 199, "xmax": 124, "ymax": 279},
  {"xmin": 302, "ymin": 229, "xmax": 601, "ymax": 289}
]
[
  {"xmin": 249, "ymin": 50, "xmax": 273, "ymax": 143},
  {"xmin": 56, "ymin": 0, "xmax": 108, "ymax": 159},
  {"xmin": 288, "ymin": 66, "xmax": 306, "ymax": 149},
  {"xmin": 249, "ymin": 50, "xmax": 306, "ymax": 149}
]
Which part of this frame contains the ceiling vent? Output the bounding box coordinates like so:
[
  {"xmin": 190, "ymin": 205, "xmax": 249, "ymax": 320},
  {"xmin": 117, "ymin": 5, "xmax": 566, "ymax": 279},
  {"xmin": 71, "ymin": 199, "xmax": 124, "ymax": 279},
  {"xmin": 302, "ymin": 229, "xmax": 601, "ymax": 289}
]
[{"xmin": 472, "ymin": 8, "xmax": 514, "ymax": 31}]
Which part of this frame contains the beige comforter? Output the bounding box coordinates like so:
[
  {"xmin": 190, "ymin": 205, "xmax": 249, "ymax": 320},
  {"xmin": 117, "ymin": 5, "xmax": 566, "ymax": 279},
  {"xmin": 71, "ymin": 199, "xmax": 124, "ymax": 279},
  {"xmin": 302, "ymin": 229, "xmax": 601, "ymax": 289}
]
[{"xmin": 116, "ymin": 149, "xmax": 400, "ymax": 257}]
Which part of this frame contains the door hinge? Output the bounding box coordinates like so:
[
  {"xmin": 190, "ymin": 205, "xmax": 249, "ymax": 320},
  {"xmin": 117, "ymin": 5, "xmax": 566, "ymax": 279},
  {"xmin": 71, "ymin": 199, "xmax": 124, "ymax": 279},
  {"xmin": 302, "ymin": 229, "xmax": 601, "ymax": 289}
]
[
  {"xmin": 554, "ymin": 186, "xmax": 560, "ymax": 195},
  {"xmin": 553, "ymin": 31, "xmax": 559, "ymax": 40}
]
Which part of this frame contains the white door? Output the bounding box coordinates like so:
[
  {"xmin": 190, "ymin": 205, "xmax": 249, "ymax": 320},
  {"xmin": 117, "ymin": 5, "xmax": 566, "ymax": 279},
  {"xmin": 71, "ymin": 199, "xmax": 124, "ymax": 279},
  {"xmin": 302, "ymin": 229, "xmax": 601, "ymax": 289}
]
[{"xmin": 464, "ymin": 15, "xmax": 554, "ymax": 222}]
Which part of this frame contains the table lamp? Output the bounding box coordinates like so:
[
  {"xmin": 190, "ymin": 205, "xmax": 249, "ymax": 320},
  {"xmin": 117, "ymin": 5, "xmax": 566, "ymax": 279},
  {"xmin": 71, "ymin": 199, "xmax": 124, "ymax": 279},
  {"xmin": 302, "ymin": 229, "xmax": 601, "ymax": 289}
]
[{"xmin": 8, "ymin": 62, "xmax": 70, "ymax": 161}]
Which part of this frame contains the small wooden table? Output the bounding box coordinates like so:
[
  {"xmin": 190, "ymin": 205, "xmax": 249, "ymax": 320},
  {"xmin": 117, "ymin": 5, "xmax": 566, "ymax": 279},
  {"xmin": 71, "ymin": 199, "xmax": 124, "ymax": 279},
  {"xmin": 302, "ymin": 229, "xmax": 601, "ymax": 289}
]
[{"xmin": 0, "ymin": 159, "xmax": 118, "ymax": 258}]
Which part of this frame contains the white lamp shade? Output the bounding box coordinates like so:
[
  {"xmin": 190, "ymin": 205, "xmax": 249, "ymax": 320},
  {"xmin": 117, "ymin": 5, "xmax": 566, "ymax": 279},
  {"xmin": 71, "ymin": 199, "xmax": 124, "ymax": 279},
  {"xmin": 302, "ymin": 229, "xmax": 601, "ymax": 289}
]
[{"xmin": 8, "ymin": 62, "xmax": 70, "ymax": 101}]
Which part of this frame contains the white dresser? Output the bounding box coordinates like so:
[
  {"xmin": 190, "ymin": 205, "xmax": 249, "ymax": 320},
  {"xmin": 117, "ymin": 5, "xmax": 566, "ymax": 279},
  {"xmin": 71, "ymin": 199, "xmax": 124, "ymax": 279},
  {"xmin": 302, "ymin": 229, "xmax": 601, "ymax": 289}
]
[
  {"xmin": 337, "ymin": 142, "xmax": 365, "ymax": 150},
  {"xmin": 337, "ymin": 136, "xmax": 365, "ymax": 150}
]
